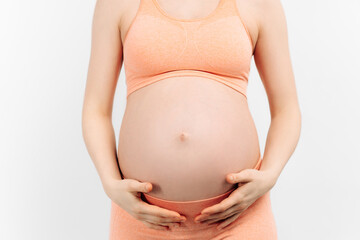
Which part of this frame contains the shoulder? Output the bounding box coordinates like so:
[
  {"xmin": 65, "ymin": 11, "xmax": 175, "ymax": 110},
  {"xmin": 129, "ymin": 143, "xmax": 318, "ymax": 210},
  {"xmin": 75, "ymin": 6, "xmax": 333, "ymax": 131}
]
[
  {"xmin": 92, "ymin": 0, "xmax": 131, "ymax": 28},
  {"xmin": 252, "ymin": 0, "xmax": 283, "ymax": 10},
  {"xmin": 240, "ymin": 0, "xmax": 285, "ymax": 22},
  {"xmin": 254, "ymin": 0, "xmax": 286, "ymax": 25},
  {"xmin": 241, "ymin": 0, "xmax": 287, "ymax": 39}
]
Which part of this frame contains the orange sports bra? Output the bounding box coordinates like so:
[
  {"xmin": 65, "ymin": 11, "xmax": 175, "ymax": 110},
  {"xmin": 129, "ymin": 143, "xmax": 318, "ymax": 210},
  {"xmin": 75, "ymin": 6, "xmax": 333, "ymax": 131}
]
[{"xmin": 123, "ymin": 0, "xmax": 254, "ymax": 99}]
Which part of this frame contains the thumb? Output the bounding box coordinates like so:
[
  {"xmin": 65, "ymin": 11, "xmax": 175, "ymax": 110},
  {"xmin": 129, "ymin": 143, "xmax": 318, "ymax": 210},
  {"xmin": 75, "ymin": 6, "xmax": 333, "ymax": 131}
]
[
  {"xmin": 226, "ymin": 169, "xmax": 254, "ymax": 184},
  {"xmin": 128, "ymin": 180, "xmax": 153, "ymax": 193}
]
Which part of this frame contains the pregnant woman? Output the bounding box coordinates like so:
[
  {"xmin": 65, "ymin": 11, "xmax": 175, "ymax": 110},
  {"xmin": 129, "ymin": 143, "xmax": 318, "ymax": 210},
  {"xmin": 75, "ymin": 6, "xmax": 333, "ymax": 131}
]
[{"xmin": 82, "ymin": 0, "xmax": 301, "ymax": 239}]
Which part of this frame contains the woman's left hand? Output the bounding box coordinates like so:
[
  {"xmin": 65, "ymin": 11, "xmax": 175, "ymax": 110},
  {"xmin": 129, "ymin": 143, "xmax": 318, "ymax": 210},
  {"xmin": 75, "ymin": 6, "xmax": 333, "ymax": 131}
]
[{"xmin": 194, "ymin": 168, "xmax": 278, "ymax": 230}]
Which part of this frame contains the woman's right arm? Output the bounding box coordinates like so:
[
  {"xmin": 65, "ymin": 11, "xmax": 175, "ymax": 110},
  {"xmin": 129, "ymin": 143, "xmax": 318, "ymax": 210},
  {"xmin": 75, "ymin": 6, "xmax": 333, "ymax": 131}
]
[
  {"xmin": 81, "ymin": 0, "xmax": 124, "ymax": 197},
  {"xmin": 81, "ymin": 0, "xmax": 186, "ymax": 230}
]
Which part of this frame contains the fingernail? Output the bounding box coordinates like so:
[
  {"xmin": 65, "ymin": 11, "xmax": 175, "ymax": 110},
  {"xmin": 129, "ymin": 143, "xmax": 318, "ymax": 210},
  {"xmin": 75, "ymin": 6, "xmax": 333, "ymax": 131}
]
[{"xmin": 229, "ymin": 175, "xmax": 234, "ymax": 181}]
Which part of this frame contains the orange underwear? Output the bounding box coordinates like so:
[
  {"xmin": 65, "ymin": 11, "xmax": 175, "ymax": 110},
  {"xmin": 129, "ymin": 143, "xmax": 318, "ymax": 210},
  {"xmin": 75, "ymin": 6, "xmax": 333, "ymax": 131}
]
[{"xmin": 109, "ymin": 156, "xmax": 278, "ymax": 239}]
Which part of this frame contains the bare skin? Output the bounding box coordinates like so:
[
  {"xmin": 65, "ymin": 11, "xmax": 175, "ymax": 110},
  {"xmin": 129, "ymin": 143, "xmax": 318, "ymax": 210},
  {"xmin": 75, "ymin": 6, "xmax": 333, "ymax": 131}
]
[{"xmin": 82, "ymin": 0, "xmax": 301, "ymax": 231}]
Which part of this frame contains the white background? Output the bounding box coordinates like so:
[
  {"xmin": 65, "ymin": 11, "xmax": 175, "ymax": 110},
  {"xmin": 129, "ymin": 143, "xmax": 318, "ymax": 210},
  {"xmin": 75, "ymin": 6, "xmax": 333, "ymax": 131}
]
[{"xmin": 1, "ymin": 0, "xmax": 359, "ymax": 239}]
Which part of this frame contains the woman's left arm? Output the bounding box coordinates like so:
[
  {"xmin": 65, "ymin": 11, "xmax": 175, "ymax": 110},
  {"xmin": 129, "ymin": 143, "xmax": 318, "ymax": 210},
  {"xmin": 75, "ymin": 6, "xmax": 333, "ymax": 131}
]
[
  {"xmin": 194, "ymin": 0, "xmax": 302, "ymax": 229},
  {"xmin": 251, "ymin": 0, "xmax": 302, "ymax": 182}
]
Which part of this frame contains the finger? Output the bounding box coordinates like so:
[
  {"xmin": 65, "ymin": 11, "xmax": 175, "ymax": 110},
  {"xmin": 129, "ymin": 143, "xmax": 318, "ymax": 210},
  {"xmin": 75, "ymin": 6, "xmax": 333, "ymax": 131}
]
[
  {"xmin": 138, "ymin": 212, "xmax": 184, "ymax": 227},
  {"xmin": 201, "ymin": 183, "xmax": 254, "ymax": 216},
  {"xmin": 208, "ymin": 204, "xmax": 251, "ymax": 226},
  {"xmin": 137, "ymin": 202, "xmax": 186, "ymax": 220},
  {"xmin": 201, "ymin": 208, "xmax": 242, "ymax": 225},
  {"xmin": 128, "ymin": 180, "xmax": 153, "ymax": 193},
  {"xmin": 216, "ymin": 212, "xmax": 242, "ymax": 230},
  {"xmin": 227, "ymin": 169, "xmax": 255, "ymax": 184},
  {"xmin": 141, "ymin": 221, "xmax": 169, "ymax": 231},
  {"xmin": 201, "ymin": 197, "xmax": 237, "ymax": 215},
  {"xmin": 198, "ymin": 204, "xmax": 240, "ymax": 223},
  {"xmin": 202, "ymin": 211, "xmax": 240, "ymax": 227}
]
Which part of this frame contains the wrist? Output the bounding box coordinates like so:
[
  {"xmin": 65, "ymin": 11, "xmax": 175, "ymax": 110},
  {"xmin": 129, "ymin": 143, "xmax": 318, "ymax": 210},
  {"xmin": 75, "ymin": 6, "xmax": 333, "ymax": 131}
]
[
  {"xmin": 260, "ymin": 169, "xmax": 279, "ymax": 189},
  {"xmin": 102, "ymin": 176, "xmax": 123, "ymax": 198}
]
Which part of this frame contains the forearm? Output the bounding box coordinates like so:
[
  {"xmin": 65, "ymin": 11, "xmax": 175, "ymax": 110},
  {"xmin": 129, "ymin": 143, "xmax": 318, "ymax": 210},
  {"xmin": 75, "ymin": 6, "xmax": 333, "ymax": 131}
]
[
  {"xmin": 82, "ymin": 112, "xmax": 123, "ymax": 191},
  {"xmin": 260, "ymin": 107, "xmax": 302, "ymax": 183}
]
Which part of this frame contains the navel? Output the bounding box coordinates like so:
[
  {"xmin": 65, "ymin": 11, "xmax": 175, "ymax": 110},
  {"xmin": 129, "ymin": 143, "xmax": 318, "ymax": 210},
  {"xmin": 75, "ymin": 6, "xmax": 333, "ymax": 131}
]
[{"xmin": 178, "ymin": 132, "xmax": 188, "ymax": 142}]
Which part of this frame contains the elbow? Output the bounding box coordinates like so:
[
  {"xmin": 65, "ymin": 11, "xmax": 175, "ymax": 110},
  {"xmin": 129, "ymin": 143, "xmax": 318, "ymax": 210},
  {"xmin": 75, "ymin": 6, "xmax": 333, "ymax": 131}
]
[
  {"xmin": 271, "ymin": 102, "xmax": 301, "ymax": 119},
  {"xmin": 270, "ymin": 103, "xmax": 302, "ymax": 131},
  {"xmin": 81, "ymin": 106, "xmax": 110, "ymax": 139},
  {"xmin": 81, "ymin": 108, "xmax": 91, "ymax": 142}
]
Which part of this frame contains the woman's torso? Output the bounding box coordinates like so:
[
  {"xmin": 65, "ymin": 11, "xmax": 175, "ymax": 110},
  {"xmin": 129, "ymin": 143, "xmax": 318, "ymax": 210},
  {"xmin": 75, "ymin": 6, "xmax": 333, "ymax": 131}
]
[{"xmin": 117, "ymin": 0, "xmax": 260, "ymax": 201}]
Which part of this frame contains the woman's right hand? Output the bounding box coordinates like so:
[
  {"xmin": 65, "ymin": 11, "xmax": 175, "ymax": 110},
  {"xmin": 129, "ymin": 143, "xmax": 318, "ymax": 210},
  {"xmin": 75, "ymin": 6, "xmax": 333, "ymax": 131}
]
[{"xmin": 104, "ymin": 178, "xmax": 187, "ymax": 231}]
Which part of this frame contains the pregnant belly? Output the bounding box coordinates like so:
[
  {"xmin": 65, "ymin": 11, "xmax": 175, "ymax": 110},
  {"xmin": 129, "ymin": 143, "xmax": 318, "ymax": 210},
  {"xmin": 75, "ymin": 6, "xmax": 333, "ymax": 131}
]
[{"xmin": 117, "ymin": 76, "xmax": 261, "ymax": 201}]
